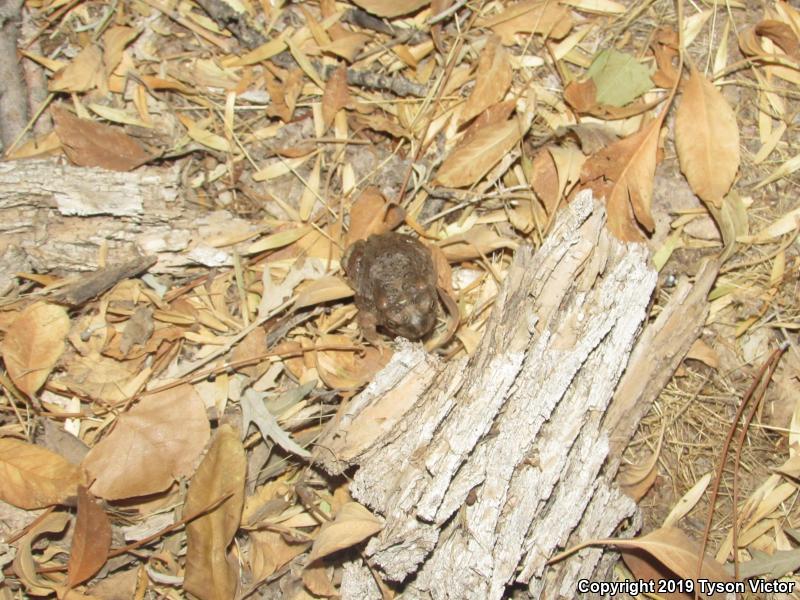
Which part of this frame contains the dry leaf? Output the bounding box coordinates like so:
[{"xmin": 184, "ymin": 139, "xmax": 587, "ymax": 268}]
[
  {"xmin": 435, "ymin": 116, "xmax": 530, "ymax": 188},
  {"xmin": 49, "ymin": 45, "xmax": 104, "ymax": 92},
  {"xmin": 12, "ymin": 512, "xmax": 70, "ymax": 595},
  {"xmin": 315, "ymin": 334, "xmax": 391, "ymax": 389},
  {"xmin": 461, "ymin": 36, "xmax": 512, "ymax": 124},
  {"xmin": 651, "ymin": 27, "xmax": 680, "ymax": 88},
  {"xmin": 2, "ymin": 301, "xmax": 70, "ymax": 397},
  {"xmin": 580, "ymin": 118, "xmax": 663, "ymax": 240},
  {"xmin": 619, "ymin": 429, "xmax": 663, "ymax": 501},
  {"xmin": 306, "ymin": 502, "xmax": 383, "ymax": 563},
  {"xmin": 755, "ymin": 20, "xmax": 800, "ymax": 60},
  {"xmin": 481, "ymin": 0, "xmax": 573, "ymax": 45},
  {"xmin": 303, "ymin": 563, "xmax": 337, "ymax": 597},
  {"xmin": 248, "ymin": 530, "xmax": 309, "ymax": 584},
  {"xmin": 52, "ymin": 106, "xmax": 152, "ymax": 171},
  {"xmin": 67, "ymin": 486, "xmax": 112, "ymax": 587},
  {"xmin": 345, "ymin": 187, "xmax": 405, "ymax": 245},
  {"xmin": 662, "ymin": 473, "xmax": 712, "ymax": 528},
  {"xmin": 349, "ymin": 0, "xmax": 429, "ymax": 18},
  {"xmin": 674, "ymin": 66, "xmax": 740, "ymax": 208},
  {"xmin": 528, "ymin": 148, "xmax": 560, "ymax": 213},
  {"xmin": 0, "ymin": 438, "xmax": 80, "ymax": 509},
  {"xmin": 82, "ymin": 385, "xmax": 210, "ymax": 500},
  {"xmin": 619, "ymin": 527, "xmax": 730, "ymax": 600},
  {"xmin": 102, "ymin": 26, "xmax": 139, "ymax": 75},
  {"xmin": 184, "ymin": 424, "xmax": 246, "ymax": 600},
  {"xmin": 322, "ymin": 65, "xmax": 349, "ymax": 131},
  {"xmin": 294, "ymin": 276, "xmax": 354, "ymax": 309},
  {"xmin": 685, "ymin": 338, "xmax": 719, "ymax": 368}
]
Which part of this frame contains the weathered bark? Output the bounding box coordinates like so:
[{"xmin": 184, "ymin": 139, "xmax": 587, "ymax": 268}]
[
  {"xmin": 316, "ymin": 191, "xmax": 661, "ymax": 598},
  {"xmin": 0, "ymin": 159, "xmax": 260, "ymax": 294}
]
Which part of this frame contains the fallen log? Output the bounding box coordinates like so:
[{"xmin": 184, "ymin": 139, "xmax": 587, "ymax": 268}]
[{"xmin": 317, "ymin": 190, "xmax": 720, "ymax": 599}]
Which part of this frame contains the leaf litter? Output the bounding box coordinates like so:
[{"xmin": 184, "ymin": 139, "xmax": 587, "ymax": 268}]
[{"xmin": 0, "ymin": 0, "xmax": 799, "ymax": 596}]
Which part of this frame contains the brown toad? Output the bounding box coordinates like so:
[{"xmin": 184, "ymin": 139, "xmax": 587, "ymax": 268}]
[{"xmin": 344, "ymin": 232, "xmax": 438, "ymax": 343}]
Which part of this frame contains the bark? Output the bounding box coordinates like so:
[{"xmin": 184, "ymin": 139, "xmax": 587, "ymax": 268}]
[
  {"xmin": 0, "ymin": 0, "xmax": 27, "ymax": 149},
  {"xmin": 316, "ymin": 190, "xmax": 716, "ymax": 599},
  {"xmin": 0, "ymin": 159, "xmax": 260, "ymax": 294}
]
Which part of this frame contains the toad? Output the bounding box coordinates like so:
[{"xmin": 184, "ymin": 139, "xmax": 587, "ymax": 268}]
[{"xmin": 344, "ymin": 232, "xmax": 439, "ymax": 343}]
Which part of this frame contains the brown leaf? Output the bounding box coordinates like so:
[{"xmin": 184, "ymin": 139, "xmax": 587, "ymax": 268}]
[
  {"xmin": 2, "ymin": 301, "xmax": 70, "ymax": 397},
  {"xmin": 345, "ymin": 187, "xmax": 405, "ymax": 245},
  {"xmin": 461, "ymin": 36, "xmax": 512, "ymax": 124},
  {"xmin": 294, "ymin": 276, "xmax": 354, "ymax": 309},
  {"xmin": 82, "ymin": 384, "xmax": 210, "ymax": 500},
  {"xmin": 322, "ymin": 65, "xmax": 350, "ymax": 130},
  {"xmin": 306, "ymin": 502, "xmax": 383, "ymax": 563},
  {"xmin": 618, "ymin": 429, "xmax": 663, "ymax": 501},
  {"xmin": 650, "ymin": 28, "xmax": 680, "ymax": 88},
  {"xmin": 435, "ymin": 117, "xmax": 530, "ymax": 188},
  {"xmin": 563, "ymin": 79, "xmax": 598, "ymax": 113},
  {"xmin": 480, "ymin": 0, "xmax": 573, "ymax": 45},
  {"xmin": 67, "ymin": 486, "xmax": 112, "ymax": 587},
  {"xmin": 248, "ymin": 530, "xmax": 310, "ymax": 585},
  {"xmin": 528, "ymin": 148, "xmax": 560, "ymax": 214},
  {"xmin": 0, "ymin": 438, "xmax": 80, "ymax": 509},
  {"xmin": 265, "ymin": 68, "xmax": 304, "ymax": 123},
  {"xmin": 52, "ymin": 107, "xmax": 151, "ymax": 171},
  {"xmin": 49, "ymin": 45, "xmax": 104, "ymax": 92},
  {"xmin": 184, "ymin": 424, "xmax": 246, "ymax": 600},
  {"xmin": 315, "ymin": 334, "xmax": 391, "ymax": 389},
  {"xmin": 617, "ymin": 527, "xmax": 731, "ymax": 598},
  {"xmin": 580, "ymin": 118, "xmax": 663, "ymax": 240},
  {"xmin": 755, "ymin": 20, "xmax": 800, "ymax": 60},
  {"xmin": 303, "ymin": 563, "xmax": 337, "ymax": 597},
  {"xmin": 102, "ymin": 26, "xmax": 139, "ymax": 76},
  {"xmin": 12, "ymin": 512, "xmax": 71, "ymax": 595},
  {"xmin": 439, "ymin": 225, "xmax": 519, "ymax": 261},
  {"xmin": 674, "ymin": 66, "xmax": 740, "ymax": 208},
  {"xmin": 349, "ymin": 0, "xmax": 429, "ymax": 18}
]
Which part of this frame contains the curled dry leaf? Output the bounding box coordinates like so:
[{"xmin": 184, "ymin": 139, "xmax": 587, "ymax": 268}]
[
  {"xmin": 461, "ymin": 36, "xmax": 513, "ymax": 124},
  {"xmin": 0, "ymin": 438, "xmax": 80, "ymax": 509},
  {"xmin": 754, "ymin": 20, "xmax": 800, "ymax": 60},
  {"xmin": 580, "ymin": 118, "xmax": 663, "ymax": 241},
  {"xmin": 674, "ymin": 66, "xmax": 740, "ymax": 209},
  {"xmin": 12, "ymin": 512, "xmax": 71, "ymax": 595},
  {"xmin": 306, "ymin": 502, "xmax": 383, "ymax": 564},
  {"xmin": 82, "ymin": 384, "xmax": 210, "ymax": 500},
  {"xmin": 618, "ymin": 427, "xmax": 663, "ymax": 501},
  {"xmin": 184, "ymin": 424, "xmax": 246, "ymax": 600},
  {"xmin": 2, "ymin": 301, "xmax": 70, "ymax": 397},
  {"xmin": 67, "ymin": 486, "xmax": 112, "ymax": 588},
  {"xmin": 345, "ymin": 187, "xmax": 405, "ymax": 246},
  {"xmin": 315, "ymin": 334, "xmax": 391, "ymax": 389}
]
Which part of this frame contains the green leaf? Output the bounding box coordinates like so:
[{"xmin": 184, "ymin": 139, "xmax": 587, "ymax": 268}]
[{"xmin": 587, "ymin": 49, "xmax": 653, "ymax": 107}]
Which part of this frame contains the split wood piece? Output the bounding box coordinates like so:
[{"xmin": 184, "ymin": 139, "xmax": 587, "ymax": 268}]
[
  {"xmin": 316, "ymin": 190, "xmax": 664, "ymax": 598},
  {"xmin": 0, "ymin": 159, "xmax": 260, "ymax": 292}
]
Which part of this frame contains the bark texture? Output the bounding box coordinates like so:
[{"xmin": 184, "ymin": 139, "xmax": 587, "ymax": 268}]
[
  {"xmin": 0, "ymin": 159, "xmax": 260, "ymax": 294},
  {"xmin": 317, "ymin": 191, "xmax": 662, "ymax": 599}
]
